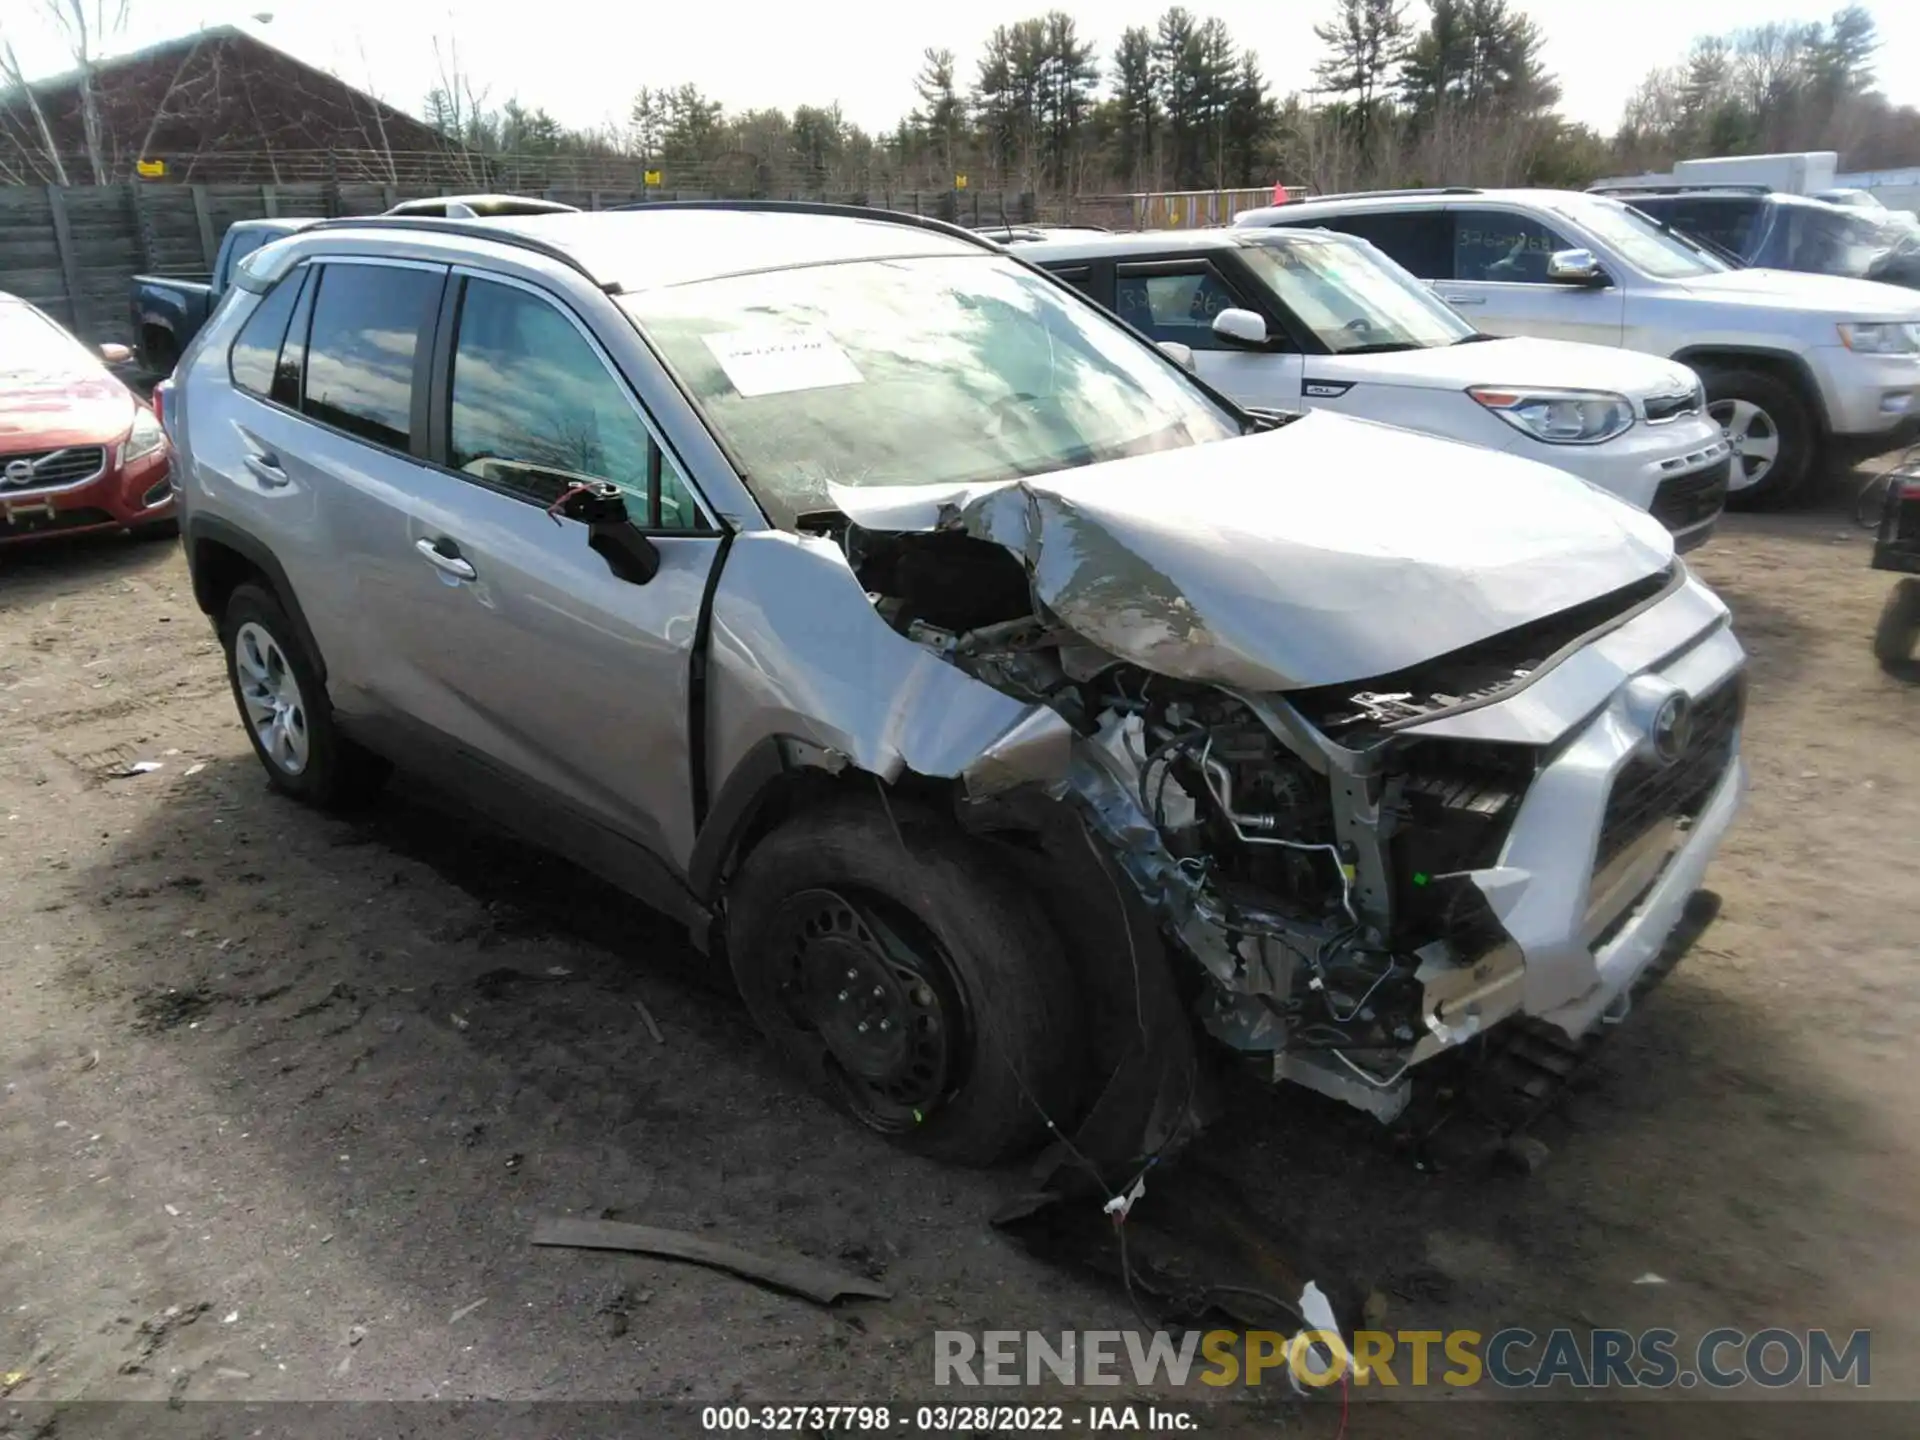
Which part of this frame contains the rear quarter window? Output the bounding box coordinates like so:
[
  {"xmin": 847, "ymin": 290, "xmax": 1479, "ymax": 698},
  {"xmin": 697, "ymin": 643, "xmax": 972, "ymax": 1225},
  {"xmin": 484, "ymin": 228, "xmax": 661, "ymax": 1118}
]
[
  {"xmin": 227, "ymin": 269, "xmax": 306, "ymax": 399},
  {"xmin": 1288, "ymin": 211, "xmax": 1453, "ymax": 280}
]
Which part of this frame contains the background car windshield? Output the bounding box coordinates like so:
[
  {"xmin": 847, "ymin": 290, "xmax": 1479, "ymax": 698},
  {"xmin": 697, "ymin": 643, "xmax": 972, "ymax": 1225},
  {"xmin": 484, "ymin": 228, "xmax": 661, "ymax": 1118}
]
[
  {"xmin": 1239, "ymin": 235, "xmax": 1475, "ymax": 350},
  {"xmin": 1554, "ymin": 196, "xmax": 1729, "ymax": 279},
  {"xmin": 1783, "ymin": 206, "xmax": 1910, "ymax": 277},
  {"xmin": 622, "ymin": 254, "xmax": 1241, "ymax": 525},
  {"xmin": 0, "ymin": 304, "xmax": 90, "ymax": 375}
]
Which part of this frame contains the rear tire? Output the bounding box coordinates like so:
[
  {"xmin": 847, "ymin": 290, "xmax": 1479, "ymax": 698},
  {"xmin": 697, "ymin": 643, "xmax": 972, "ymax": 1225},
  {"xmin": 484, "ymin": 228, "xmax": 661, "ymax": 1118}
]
[
  {"xmin": 1703, "ymin": 367, "xmax": 1815, "ymax": 510},
  {"xmin": 219, "ymin": 582, "xmax": 388, "ymax": 808},
  {"xmin": 724, "ymin": 794, "xmax": 1084, "ymax": 1165},
  {"xmin": 1873, "ymin": 577, "xmax": 1920, "ymax": 683}
]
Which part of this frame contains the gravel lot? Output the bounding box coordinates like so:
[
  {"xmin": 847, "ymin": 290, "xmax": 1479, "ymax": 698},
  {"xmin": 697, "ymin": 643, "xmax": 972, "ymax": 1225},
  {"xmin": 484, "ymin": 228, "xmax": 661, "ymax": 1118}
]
[{"xmin": 2, "ymin": 494, "xmax": 1916, "ymax": 1438}]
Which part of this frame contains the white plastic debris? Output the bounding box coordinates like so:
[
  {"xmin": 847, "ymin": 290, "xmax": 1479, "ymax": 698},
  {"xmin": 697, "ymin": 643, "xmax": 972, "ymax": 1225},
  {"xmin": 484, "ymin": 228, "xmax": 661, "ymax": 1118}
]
[
  {"xmin": 1102, "ymin": 1172, "xmax": 1147, "ymax": 1221},
  {"xmin": 1288, "ymin": 1280, "xmax": 1346, "ymax": 1394},
  {"xmin": 123, "ymin": 761, "xmax": 163, "ymax": 775},
  {"xmin": 1633, "ymin": 1272, "xmax": 1668, "ymax": 1285}
]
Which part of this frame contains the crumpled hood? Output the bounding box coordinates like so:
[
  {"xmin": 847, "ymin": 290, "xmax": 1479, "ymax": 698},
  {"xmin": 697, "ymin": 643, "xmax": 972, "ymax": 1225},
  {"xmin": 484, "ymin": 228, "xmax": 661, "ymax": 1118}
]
[
  {"xmin": 831, "ymin": 410, "xmax": 1675, "ymax": 691},
  {"xmin": 1676, "ymin": 266, "xmax": 1920, "ymax": 317},
  {"xmin": 1315, "ymin": 335, "xmax": 1697, "ymax": 400}
]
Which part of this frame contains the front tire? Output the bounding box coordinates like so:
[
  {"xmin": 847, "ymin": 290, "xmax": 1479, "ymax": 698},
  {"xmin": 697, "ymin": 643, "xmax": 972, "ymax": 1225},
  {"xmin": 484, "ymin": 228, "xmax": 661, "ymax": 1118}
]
[
  {"xmin": 220, "ymin": 582, "xmax": 387, "ymax": 808},
  {"xmin": 1703, "ymin": 367, "xmax": 1815, "ymax": 510},
  {"xmin": 724, "ymin": 795, "xmax": 1084, "ymax": 1165},
  {"xmin": 1874, "ymin": 577, "xmax": 1920, "ymax": 683}
]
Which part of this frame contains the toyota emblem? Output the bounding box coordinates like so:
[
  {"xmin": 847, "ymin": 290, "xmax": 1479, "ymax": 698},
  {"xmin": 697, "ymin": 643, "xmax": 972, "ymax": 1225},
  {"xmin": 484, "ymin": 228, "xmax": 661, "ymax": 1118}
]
[
  {"xmin": 2, "ymin": 459, "xmax": 34, "ymax": 487},
  {"xmin": 1650, "ymin": 693, "xmax": 1694, "ymax": 765}
]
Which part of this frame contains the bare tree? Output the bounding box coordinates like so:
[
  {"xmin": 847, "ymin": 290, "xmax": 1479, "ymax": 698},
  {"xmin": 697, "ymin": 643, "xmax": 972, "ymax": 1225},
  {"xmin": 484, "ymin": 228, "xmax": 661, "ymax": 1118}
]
[
  {"xmin": 40, "ymin": 0, "xmax": 130, "ymax": 183},
  {"xmin": 0, "ymin": 30, "xmax": 72, "ymax": 183}
]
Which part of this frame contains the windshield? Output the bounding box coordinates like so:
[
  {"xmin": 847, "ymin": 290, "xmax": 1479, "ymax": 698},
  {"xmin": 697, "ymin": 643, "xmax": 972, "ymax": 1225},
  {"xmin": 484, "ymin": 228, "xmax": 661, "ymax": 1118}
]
[
  {"xmin": 1551, "ymin": 195, "xmax": 1731, "ymax": 280},
  {"xmin": 1238, "ymin": 233, "xmax": 1476, "ymax": 351},
  {"xmin": 0, "ymin": 302, "xmax": 92, "ymax": 376},
  {"xmin": 1779, "ymin": 205, "xmax": 1912, "ymax": 278},
  {"xmin": 623, "ymin": 254, "xmax": 1243, "ymax": 526}
]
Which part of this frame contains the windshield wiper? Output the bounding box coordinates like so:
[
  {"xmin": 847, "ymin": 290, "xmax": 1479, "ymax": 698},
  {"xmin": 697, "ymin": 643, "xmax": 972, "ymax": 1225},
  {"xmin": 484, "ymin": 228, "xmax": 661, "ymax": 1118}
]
[{"xmin": 1336, "ymin": 341, "xmax": 1422, "ymax": 355}]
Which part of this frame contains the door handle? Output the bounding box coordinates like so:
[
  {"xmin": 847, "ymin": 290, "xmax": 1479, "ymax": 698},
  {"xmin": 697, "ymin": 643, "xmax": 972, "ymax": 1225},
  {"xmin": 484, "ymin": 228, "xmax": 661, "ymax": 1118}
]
[
  {"xmin": 415, "ymin": 537, "xmax": 477, "ymax": 581},
  {"xmin": 1439, "ymin": 293, "xmax": 1485, "ymax": 306},
  {"xmin": 244, "ymin": 452, "xmax": 289, "ymax": 486}
]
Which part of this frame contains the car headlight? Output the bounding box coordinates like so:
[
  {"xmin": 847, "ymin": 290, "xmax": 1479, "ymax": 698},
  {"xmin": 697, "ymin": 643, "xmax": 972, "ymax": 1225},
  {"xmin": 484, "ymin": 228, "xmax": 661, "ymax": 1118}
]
[
  {"xmin": 1468, "ymin": 387, "xmax": 1636, "ymax": 445},
  {"xmin": 120, "ymin": 407, "xmax": 167, "ymax": 464},
  {"xmin": 1837, "ymin": 321, "xmax": 1920, "ymax": 354}
]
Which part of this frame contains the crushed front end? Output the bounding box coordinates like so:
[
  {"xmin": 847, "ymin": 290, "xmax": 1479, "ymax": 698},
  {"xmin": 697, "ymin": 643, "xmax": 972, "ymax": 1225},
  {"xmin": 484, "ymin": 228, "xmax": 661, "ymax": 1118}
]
[
  {"xmin": 826, "ymin": 420, "xmax": 1746, "ymax": 1124},
  {"xmin": 1041, "ymin": 565, "xmax": 1747, "ymax": 1123}
]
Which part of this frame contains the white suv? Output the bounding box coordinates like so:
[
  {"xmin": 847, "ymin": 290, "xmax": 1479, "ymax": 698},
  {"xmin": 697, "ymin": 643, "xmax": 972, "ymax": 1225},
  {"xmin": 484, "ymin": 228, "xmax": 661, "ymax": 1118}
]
[
  {"xmin": 1018, "ymin": 227, "xmax": 1729, "ymax": 550},
  {"xmin": 1236, "ymin": 187, "xmax": 1920, "ymax": 507}
]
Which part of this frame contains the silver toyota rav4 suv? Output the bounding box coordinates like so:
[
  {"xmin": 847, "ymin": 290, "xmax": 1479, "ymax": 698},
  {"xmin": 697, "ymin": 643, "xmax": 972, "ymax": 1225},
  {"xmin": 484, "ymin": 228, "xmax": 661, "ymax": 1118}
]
[{"xmin": 164, "ymin": 202, "xmax": 1747, "ymax": 1174}]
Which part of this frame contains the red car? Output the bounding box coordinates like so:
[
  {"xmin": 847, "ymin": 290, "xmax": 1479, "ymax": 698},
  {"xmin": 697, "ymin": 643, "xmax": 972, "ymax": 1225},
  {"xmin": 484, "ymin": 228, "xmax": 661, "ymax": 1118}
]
[{"xmin": 1, "ymin": 291, "xmax": 174, "ymax": 546}]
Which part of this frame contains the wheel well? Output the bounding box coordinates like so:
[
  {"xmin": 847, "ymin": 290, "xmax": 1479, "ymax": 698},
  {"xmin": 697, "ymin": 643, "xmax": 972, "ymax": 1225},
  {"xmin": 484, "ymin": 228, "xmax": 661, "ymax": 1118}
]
[
  {"xmin": 189, "ymin": 537, "xmax": 268, "ymax": 621},
  {"xmin": 1673, "ymin": 347, "xmax": 1829, "ymax": 435},
  {"xmin": 140, "ymin": 324, "xmax": 177, "ymax": 364}
]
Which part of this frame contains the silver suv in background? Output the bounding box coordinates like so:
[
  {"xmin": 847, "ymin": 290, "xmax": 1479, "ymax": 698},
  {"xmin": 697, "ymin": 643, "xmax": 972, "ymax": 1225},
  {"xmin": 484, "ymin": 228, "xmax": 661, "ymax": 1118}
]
[
  {"xmin": 162, "ymin": 203, "xmax": 1746, "ymax": 1181},
  {"xmin": 1236, "ymin": 187, "xmax": 1920, "ymax": 507}
]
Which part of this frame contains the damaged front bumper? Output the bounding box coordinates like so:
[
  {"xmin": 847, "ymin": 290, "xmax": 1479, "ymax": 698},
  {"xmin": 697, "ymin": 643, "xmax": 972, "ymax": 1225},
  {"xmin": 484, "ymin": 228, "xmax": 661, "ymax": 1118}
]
[{"xmin": 1056, "ymin": 567, "xmax": 1746, "ymax": 1123}]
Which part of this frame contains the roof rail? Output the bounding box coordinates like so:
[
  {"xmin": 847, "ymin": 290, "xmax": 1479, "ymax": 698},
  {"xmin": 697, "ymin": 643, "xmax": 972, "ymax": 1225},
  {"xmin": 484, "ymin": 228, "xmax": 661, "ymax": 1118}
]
[
  {"xmin": 604, "ymin": 198, "xmax": 1004, "ymax": 252},
  {"xmin": 1279, "ymin": 185, "xmax": 1482, "ymax": 205},
  {"xmin": 384, "ymin": 194, "xmax": 582, "ymax": 218},
  {"xmin": 1587, "ymin": 181, "xmax": 1774, "ymax": 196},
  {"xmin": 297, "ymin": 215, "xmax": 603, "ymax": 285}
]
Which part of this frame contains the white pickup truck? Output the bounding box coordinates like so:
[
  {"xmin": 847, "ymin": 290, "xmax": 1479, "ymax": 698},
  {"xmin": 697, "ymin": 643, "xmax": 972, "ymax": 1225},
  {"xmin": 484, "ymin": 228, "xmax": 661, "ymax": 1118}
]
[{"xmin": 1235, "ymin": 187, "xmax": 1920, "ymax": 507}]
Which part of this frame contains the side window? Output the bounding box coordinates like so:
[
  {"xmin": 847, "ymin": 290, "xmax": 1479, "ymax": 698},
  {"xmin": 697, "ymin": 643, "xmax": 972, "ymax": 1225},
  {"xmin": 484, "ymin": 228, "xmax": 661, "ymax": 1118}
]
[
  {"xmin": 1046, "ymin": 266, "xmax": 1098, "ymax": 299},
  {"xmin": 227, "ymin": 268, "xmax": 305, "ymax": 399},
  {"xmin": 1451, "ymin": 209, "xmax": 1577, "ymax": 284},
  {"xmin": 1309, "ymin": 212, "xmax": 1452, "ymax": 279},
  {"xmin": 1113, "ymin": 267, "xmax": 1247, "ymax": 350},
  {"xmin": 449, "ymin": 277, "xmax": 705, "ymax": 530},
  {"xmin": 302, "ymin": 263, "xmax": 441, "ymax": 450}
]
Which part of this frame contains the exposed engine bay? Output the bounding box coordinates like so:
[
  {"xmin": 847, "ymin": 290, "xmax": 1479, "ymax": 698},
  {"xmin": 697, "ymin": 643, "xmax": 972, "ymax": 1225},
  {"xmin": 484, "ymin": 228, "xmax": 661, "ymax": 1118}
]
[{"xmin": 833, "ymin": 519, "xmax": 1571, "ymax": 1121}]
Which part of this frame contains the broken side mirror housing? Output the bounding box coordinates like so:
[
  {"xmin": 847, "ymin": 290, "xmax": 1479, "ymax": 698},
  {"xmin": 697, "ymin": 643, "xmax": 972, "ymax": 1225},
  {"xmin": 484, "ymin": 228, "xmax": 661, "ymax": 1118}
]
[
  {"xmin": 551, "ymin": 482, "xmax": 660, "ymax": 585},
  {"xmin": 1157, "ymin": 340, "xmax": 1198, "ymax": 372},
  {"xmin": 1211, "ymin": 307, "xmax": 1269, "ymax": 347},
  {"xmin": 1546, "ymin": 248, "xmax": 1608, "ymax": 287}
]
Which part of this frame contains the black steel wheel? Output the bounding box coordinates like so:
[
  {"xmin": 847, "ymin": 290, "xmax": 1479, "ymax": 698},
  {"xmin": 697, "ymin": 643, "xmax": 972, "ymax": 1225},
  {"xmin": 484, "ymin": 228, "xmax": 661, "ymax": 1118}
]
[
  {"xmin": 725, "ymin": 795, "xmax": 1084, "ymax": 1165},
  {"xmin": 760, "ymin": 888, "xmax": 969, "ymax": 1133}
]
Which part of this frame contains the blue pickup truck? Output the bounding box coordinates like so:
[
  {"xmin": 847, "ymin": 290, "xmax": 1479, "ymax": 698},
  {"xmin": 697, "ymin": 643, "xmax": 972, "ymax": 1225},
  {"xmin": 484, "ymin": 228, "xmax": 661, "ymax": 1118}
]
[{"xmin": 128, "ymin": 217, "xmax": 314, "ymax": 378}]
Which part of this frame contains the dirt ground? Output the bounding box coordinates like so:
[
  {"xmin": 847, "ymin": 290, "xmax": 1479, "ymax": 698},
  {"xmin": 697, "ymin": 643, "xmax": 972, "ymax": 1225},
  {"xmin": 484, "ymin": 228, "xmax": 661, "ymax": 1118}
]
[{"xmin": 2, "ymin": 485, "xmax": 1917, "ymax": 1439}]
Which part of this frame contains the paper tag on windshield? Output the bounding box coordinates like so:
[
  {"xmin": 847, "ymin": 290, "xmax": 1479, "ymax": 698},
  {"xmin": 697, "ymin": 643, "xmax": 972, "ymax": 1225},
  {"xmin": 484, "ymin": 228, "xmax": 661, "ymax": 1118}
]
[{"xmin": 703, "ymin": 326, "xmax": 863, "ymax": 398}]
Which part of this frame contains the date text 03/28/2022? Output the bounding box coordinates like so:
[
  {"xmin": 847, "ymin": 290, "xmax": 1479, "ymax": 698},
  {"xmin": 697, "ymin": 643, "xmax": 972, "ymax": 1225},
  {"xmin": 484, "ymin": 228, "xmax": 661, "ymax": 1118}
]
[{"xmin": 700, "ymin": 1405, "xmax": 1198, "ymax": 1431}]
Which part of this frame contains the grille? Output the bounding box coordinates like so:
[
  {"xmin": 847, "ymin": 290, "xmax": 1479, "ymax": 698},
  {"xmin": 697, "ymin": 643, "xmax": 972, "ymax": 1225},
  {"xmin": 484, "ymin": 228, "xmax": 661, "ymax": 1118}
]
[
  {"xmin": 1644, "ymin": 391, "xmax": 1702, "ymax": 424},
  {"xmin": 1595, "ymin": 677, "xmax": 1744, "ymax": 870},
  {"xmin": 1650, "ymin": 458, "xmax": 1731, "ymax": 532},
  {"xmin": 0, "ymin": 445, "xmax": 108, "ymax": 488}
]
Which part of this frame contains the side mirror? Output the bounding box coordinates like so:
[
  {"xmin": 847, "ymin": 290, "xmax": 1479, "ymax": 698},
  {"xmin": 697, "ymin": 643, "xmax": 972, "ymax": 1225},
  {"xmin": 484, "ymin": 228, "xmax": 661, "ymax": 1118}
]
[
  {"xmin": 1546, "ymin": 248, "xmax": 1608, "ymax": 287},
  {"xmin": 1211, "ymin": 307, "xmax": 1269, "ymax": 347},
  {"xmin": 1157, "ymin": 340, "xmax": 1197, "ymax": 372},
  {"xmin": 99, "ymin": 342, "xmax": 133, "ymax": 365},
  {"xmin": 549, "ymin": 482, "xmax": 659, "ymax": 585}
]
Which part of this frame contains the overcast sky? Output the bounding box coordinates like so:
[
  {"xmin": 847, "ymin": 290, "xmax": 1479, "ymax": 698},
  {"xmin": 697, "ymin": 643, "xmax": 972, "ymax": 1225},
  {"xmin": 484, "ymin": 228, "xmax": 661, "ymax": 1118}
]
[{"xmin": 10, "ymin": 0, "xmax": 1920, "ymax": 143}]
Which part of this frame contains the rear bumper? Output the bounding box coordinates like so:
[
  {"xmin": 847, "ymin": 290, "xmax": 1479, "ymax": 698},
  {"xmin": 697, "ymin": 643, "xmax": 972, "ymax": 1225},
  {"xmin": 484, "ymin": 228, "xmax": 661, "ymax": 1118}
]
[{"xmin": 0, "ymin": 450, "xmax": 174, "ymax": 544}]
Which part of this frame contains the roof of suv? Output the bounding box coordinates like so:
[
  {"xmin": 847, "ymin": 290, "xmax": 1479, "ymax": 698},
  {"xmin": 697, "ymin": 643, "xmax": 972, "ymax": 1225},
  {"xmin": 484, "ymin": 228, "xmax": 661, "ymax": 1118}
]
[
  {"xmin": 1235, "ymin": 187, "xmax": 1595, "ymax": 226},
  {"xmin": 1015, "ymin": 225, "xmax": 1359, "ymax": 265},
  {"xmin": 295, "ymin": 206, "xmax": 996, "ymax": 295}
]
